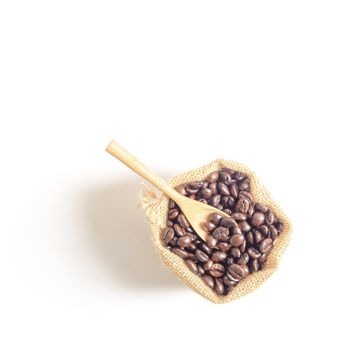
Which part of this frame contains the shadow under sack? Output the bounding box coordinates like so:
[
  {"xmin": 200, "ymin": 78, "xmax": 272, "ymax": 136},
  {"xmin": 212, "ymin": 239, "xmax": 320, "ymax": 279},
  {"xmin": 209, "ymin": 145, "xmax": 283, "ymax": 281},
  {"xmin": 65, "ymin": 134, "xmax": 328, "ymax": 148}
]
[{"xmin": 85, "ymin": 176, "xmax": 183, "ymax": 289}]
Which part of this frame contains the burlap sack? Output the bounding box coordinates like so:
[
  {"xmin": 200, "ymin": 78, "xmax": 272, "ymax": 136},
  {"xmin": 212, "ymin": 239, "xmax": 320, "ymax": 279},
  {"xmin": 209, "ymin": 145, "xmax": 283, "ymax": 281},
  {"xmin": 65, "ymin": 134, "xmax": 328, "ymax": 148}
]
[{"xmin": 140, "ymin": 159, "xmax": 292, "ymax": 303}]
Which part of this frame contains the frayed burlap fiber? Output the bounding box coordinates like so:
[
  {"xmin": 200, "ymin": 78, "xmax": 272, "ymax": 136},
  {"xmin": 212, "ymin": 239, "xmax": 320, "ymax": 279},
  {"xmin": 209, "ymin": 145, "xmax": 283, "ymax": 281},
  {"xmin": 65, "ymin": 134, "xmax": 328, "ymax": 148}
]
[{"xmin": 140, "ymin": 159, "xmax": 292, "ymax": 303}]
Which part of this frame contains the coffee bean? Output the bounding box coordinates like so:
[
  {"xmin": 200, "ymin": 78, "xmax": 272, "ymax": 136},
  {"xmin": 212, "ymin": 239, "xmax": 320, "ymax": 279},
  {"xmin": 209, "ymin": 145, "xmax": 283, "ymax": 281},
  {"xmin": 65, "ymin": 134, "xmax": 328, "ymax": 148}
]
[
  {"xmin": 209, "ymin": 263, "xmax": 225, "ymax": 278},
  {"xmin": 204, "ymin": 259, "xmax": 214, "ymax": 271},
  {"xmin": 240, "ymin": 191, "xmax": 253, "ymax": 201},
  {"xmin": 260, "ymin": 225, "xmax": 269, "ymax": 236},
  {"xmin": 232, "ymin": 226, "xmax": 243, "ymax": 235},
  {"xmin": 203, "ymin": 221, "xmax": 216, "ymax": 232},
  {"xmin": 217, "ymin": 242, "xmax": 232, "ymax": 252},
  {"xmin": 231, "ymin": 247, "xmax": 241, "ymax": 258},
  {"xmin": 212, "ymin": 251, "xmax": 227, "ymax": 262},
  {"xmin": 200, "ymin": 188, "xmax": 212, "ymax": 199},
  {"xmin": 177, "ymin": 235, "xmax": 192, "ymax": 248},
  {"xmin": 162, "ymin": 227, "xmax": 175, "ymax": 244},
  {"xmin": 185, "ymin": 181, "xmax": 203, "ymax": 194},
  {"xmin": 218, "ymin": 182, "xmax": 230, "ymax": 196},
  {"xmin": 246, "ymin": 232, "xmax": 254, "ymax": 245},
  {"xmin": 248, "ymin": 247, "xmax": 261, "ymax": 259},
  {"xmin": 219, "ymin": 171, "xmax": 232, "ymax": 184},
  {"xmin": 175, "ymin": 184, "xmax": 187, "ymax": 196},
  {"xmin": 220, "ymin": 195, "xmax": 230, "ymax": 208},
  {"xmin": 223, "ymin": 209, "xmax": 232, "ymax": 215},
  {"xmin": 207, "ymin": 235, "xmax": 218, "ymax": 249},
  {"xmin": 238, "ymin": 253, "xmax": 249, "ymax": 265},
  {"xmin": 235, "ymin": 172, "xmax": 245, "ymax": 181},
  {"xmin": 169, "ymin": 199, "xmax": 176, "ymax": 209},
  {"xmin": 168, "ymin": 208, "xmax": 179, "ymax": 220},
  {"xmin": 230, "ymin": 234, "xmax": 245, "ymax": 247},
  {"xmin": 269, "ymin": 225, "xmax": 278, "ymax": 239},
  {"xmin": 185, "ymin": 259, "xmax": 198, "ymax": 274},
  {"xmin": 198, "ymin": 265, "xmax": 205, "ymax": 276},
  {"xmin": 223, "ymin": 276, "xmax": 237, "ymax": 287},
  {"xmin": 250, "ymin": 259, "xmax": 259, "ymax": 272},
  {"xmin": 174, "ymin": 223, "xmax": 186, "ymax": 236},
  {"xmin": 258, "ymin": 253, "xmax": 268, "ymax": 264},
  {"xmin": 255, "ymin": 203, "xmax": 268, "ymax": 213},
  {"xmin": 254, "ymin": 230, "xmax": 263, "ymax": 244},
  {"xmin": 239, "ymin": 220, "xmax": 251, "ymax": 232},
  {"xmin": 266, "ymin": 210, "xmax": 275, "ymax": 225},
  {"xmin": 240, "ymin": 238, "xmax": 247, "ymax": 253},
  {"xmin": 220, "ymin": 217, "xmax": 237, "ymax": 228},
  {"xmin": 169, "ymin": 237, "xmax": 177, "ymax": 246},
  {"xmin": 202, "ymin": 275, "xmax": 215, "ymax": 289},
  {"xmin": 247, "ymin": 204, "xmax": 255, "ymax": 218},
  {"xmin": 210, "ymin": 194, "xmax": 221, "ymax": 207},
  {"xmin": 209, "ymin": 182, "xmax": 218, "ymax": 194},
  {"xmin": 166, "ymin": 220, "xmax": 173, "ymax": 227},
  {"xmin": 214, "ymin": 278, "xmax": 225, "ymax": 295},
  {"xmin": 228, "ymin": 264, "xmax": 246, "ymax": 280},
  {"xmin": 260, "ymin": 238, "xmax": 273, "ymax": 254},
  {"xmin": 195, "ymin": 249, "xmax": 209, "ymax": 262},
  {"xmin": 236, "ymin": 197, "xmax": 250, "ymax": 213},
  {"xmin": 213, "ymin": 227, "xmax": 229, "ymax": 241},
  {"xmin": 239, "ymin": 179, "xmax": 250, "ymax": 191},
  {"xmin": 229, "ymin": 183, "xmax": 239, "ymax": 198},
  {"xmin": 231, "ymin": 212, "xmax": 247, "ymax": 221},
  {"xmin": 201, "ymin": 243, "xmax": 212, "ymax": 255},
  {"xmin": 209, "ymin": 213, "xmax": 223, "ymax": 225},
  {"xmin": 206, "ymin": 171, "xmax": 219, "ymax": 183},
  {"xmin": 177, "ymin": 214, "xmax": 190, "ymax": 229},
  {"xmin": 241, "ymin": 264, "xmax": 249, "ymax": 276},
  {"xmin": 252, "ymin": 211, "xmax": 265, "ymax": 226},
  {"xmin": 172, "ymin": 247, "xmax": 189, "ymax": 258}
]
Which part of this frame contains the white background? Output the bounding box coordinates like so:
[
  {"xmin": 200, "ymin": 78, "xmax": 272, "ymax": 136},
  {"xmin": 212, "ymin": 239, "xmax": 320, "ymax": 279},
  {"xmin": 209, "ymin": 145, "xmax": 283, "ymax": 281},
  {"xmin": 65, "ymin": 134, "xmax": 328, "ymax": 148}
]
[{"xmin": 1, "ymin": 1, "xmax": 349, "ymax": 349}]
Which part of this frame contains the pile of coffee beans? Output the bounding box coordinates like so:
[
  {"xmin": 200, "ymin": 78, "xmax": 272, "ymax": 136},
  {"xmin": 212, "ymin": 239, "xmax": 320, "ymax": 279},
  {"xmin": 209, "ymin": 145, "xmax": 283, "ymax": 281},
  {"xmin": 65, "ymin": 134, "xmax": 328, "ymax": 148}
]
[{"xmin": 162, "ymin": 168, "xmax": 283, "ymax": 296}]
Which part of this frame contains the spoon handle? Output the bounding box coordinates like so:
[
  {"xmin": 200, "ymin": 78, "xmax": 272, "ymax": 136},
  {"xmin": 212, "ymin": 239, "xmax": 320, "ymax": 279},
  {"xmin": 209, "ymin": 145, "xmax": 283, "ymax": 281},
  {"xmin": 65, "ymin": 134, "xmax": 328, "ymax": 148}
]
[{"xmin": 106, "ymin": 140, "xmax": 181, "ymax": 201}]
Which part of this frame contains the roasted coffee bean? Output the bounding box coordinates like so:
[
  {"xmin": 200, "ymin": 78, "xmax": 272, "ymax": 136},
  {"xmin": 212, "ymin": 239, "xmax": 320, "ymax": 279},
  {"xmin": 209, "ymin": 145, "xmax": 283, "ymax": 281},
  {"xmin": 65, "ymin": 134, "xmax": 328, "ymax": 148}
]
[
  {"xmin": 207, "ymin": 235, "xmax": 218, "ymax": 249},
  {"xmin": 221, "ymin": 168, "xmax": 236, "ymax": 176},
  {"xmin": 248, "ymin": 247, "xmax": 261, "ymax": 259},
  {"xmin": 177, "ymin": 214, "xmax": 190, "ymax": 229},
  {"xmin": 255, "ymin": 203, "xmax": 268, "ymax": 213},
  {"xmin": 240, "ymin": 191, "xmax": 253, "ymax": 201},
  {"xmin": 195, "ymin": 249, "xmax": 209, "ymax": 262},
  {"xmin": 185, "ymin": 259, "xmax": 198, "ymax": 274},
  {"xmin": 269, "ymin": 225, "xmax": 278, "ymax": 239},
  {"xmin": 209, "ymin": 263, "xmax": 225, "ymax": 277},
  {"xmin": 212, "ymin": 251, "xmax": 227, "ymax": 262},
  {"xmin": 185, "ymin": 181, "xmax": 203, "ymax": 194},
  {"xmin": 201, "ymin": 243, "xmax": 212, "ymax": 255},
  {"xmin": 236, "ymin": 197, "xmax": 250, "ymax": 213},
  {"xmin": 260, "ymin": 225, "xmax": 269, "ymax": 236},
  {"xmin": 240, "ymin": 238, "xmax": 247, "ymax": 253},
  {"xmin": 209, "ymin": 182, "xmax": 218, "ymax": 194},
  {"xmin": 238, "ymin": 252, "xmax": 249, "ymax": 265},
  {"xmin": 210, "ymin": 194, "xmax": 221, "ymax": 207},
  {"xmin": 203, "ymin": 259, "xmax": 214, "ymax": 271},
  {"xmin": 231, "ymin": 247, "xmax": 241, "ymax": 258},
  {"xmin": 239, "ymin": 179, "xmax": 250, "ymax": 191},
  {"xmin": 232, "ymin": 226, "xmax": 243, "ymax": 235},
  {"xmin": 169, "ymin": 199, "xmax": 176, "ymax": 209},
  {"xmin": 246, "ymin": 232, "xmax": 254, "ymax": 245},
  {"xmin": 229, "ymin": 183, "xmax": 239, "ymax": 198},
  {"xmin": 203, "ymin": 221, "xmax": 216, "ymax": 232},
  {"xmin": 213, "ymin": 227, "xmax": 229, "ymax": 241},
  {"xmin": 177, "ymin": 235, "xmax": 192, "ymax": 248},
  {"xmin": 266, "ymin": 210, "xmax": 275, "ymax": 225},
  {"xmin": 235, "ymin": 172, "xmax": 245, "ymax": 181},
  {"xmin": 241, "ymin": 264, "xmax": 249, "ymax": 276},
  {"xmin": 198, "ymin": 265, "xmax": 205, "ymax": 276},
  {"xmin": 172, "ymin": 247, "xmax": 189, "ymax": 258},
  {"xmin": 206, "ymin": 171, "xmax": 219, "ymax": 183},
  {"xmin": 219, "ymin": 171, "xmax": 232, "ymax": 184},
  {"xmin": 162, "ymin": 227, "xmax": 175, "ymax": 244},
  {"xmin": 223, "ymin": 209, "xmax": 232, "ymax": 215},
  {"xmin": 188, "ymin": 253, "xmax": 196, "ymax": 260},
  {"xmin": 168, "ymin": 208, "xmax": 179, "ymax": 220},
  {"xmin": 188, "ymin": 243, "xmax": 197, "ymax": 251},
  {"xmin": 187, "ymin": 233, "xmax": 197, "ymax": 241},
  {"xmin": 276, "ymin": 222, "xmax": 284, "ymax": 233},
  {"xmin": 220, "ymin": 195, "xmax": 230, "ymax": 207},
  {"xmin": 220, "ymin": 217, "xmax": 237, "ymax": 228},
  {"xmin": 175, "ymin": 184, "xmax": 187, "ymax": 196},
  {"xmin": 252, "ymin": 211, "xmax": 265, "ymax": 226},
  {"xmin": 258, "ymin": 253, "xmax": 268, "ymax": 264},
  {"xmin": 217, "ymin": 242, "xmax": 232, "ymax": 252},
  {"xmin": 200, "ymin": 188, "xmax": 212, "ymax": 199},
  {"xmin": 169, "ymin": 237, "xmax": 177, "ymax": 246},
  {"xmin": 174, "ymin": 223, "xmax": 186, "ymax": 236},
  {"xmin": 227, "ymin": 197, "xmax": 235, "ymax": 208},
  {"xmin": 209, "ymin": 213, "xmax": 223, "ymax": 225},
  {"xmin": 228, "ymin": 264, "xmax": 246, "ymax": 280},
  {"xmin": 247, "ymin": 204, "xmax": 255, "ymax": 218},
  {"xmin": 166, "ymin": 220, "xmax": 173, "ymax": 227},
  {"xmin": 250, "ymin": 259, "xmax": 259, "ymax": 272},
  {"xmin": 202, "ymin": 275, "xmax": 215, "ymax": 289},
  {"xmin": 230, "ymin": 234, "xmax": 245, "ymax": 247},
  {"xmin": 260, "ymin": 238, "xmax": 273, "ymax": 254},
  {"xmin": 218, "ymin": 182, "xmax": 230, "ymax": 196},
  {"xmin": 239, "ymin": 220, "xmax": 251, "ymax": 232},
  {"xmin": 223, "ymin": 276, "xmax": 237, "ymax": 287},
  {"xmin": 214, "ymin": 278, "xmax": 225, "ymax": 295},
  {"xmin": 231, "ymin": 212, "xmax": 247, "ymax": 221},
  {"xmin": 254, "ymin": 230, "xmax": 263, "ymax": 244}
]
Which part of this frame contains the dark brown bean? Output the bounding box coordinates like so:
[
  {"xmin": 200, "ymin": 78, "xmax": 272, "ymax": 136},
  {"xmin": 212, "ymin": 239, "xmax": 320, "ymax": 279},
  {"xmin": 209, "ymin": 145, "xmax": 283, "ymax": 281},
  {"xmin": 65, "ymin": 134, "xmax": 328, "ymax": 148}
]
[
  {"xmin": 177, "ymin": 214, "xmax": 190, "ymax": 229},
  {"xmin": 185, "ymin": 259, "xmax": 198, "ymax": 274},
  {"xmin": 230, "ymin": 247, "xmax": 241, "ymax": 258},
  {"xmin": 239, "ymin": 220, "xmax": 251, "ymax": 232},
  {"xmin": 252, "ymin": 211, "xmax": 265, "ymax": 226},
  {"xmin": 248, "ymin": 247, "xmax": 261, "ymax": 259},
  {"xmin": 260, "ymin": 225, "xmax": 269, "ymax": 236},
  {"xmin": 217, "ymin": 242, "xmax": 232, "ymax": 252},
  {"xmin": 239, "ymin": 238, "xmax": 247, "ymax": 253},
  {"xmin": 250, "ymin": 259, "xmax": 259, "ymax": 272},
  {"xmin": 185, "ymin": 181, "xmax": 203, "ymax": 194},
  {"xmin": 209, "ymin": 264, "xmax": 225, "ymax": 278},
  {"xmin": 209, "ymin": 213, "xmax": 222, "ymax": 225},
  {"xmin": 231, "ymin": 212, "xmax": 247, "ymax": 221},
  {"xmin": 235, "ymin": 172, "xmax": 245, "ymax": 181},
  {"xmin": 201, "ymin": 243, "xmax": 212, "ymax": 255},
  {"xmin": 269, "ymin": 225, "xmax": 278, "ymax": 239},
  {"xmin": 236, "ymin": 197, "xmax": 250, "ymax": 213},
  {"xmin": 162, "ymin": 227, "xmax": 175, "ymax": 244},
  {"xmin": 258, "ymin": 253, "xmax": 268, "ymax": 264},
  {"xmin": 174, "ymin": 223, "xmax": 185, "ymax": 236},
  {"xmin": 223, "ymin": 276, "xmax": 237, "ymax": 287},
  {"xmin": 212, "ymin": 251, "xmax": 227, "ymax": 262},
  {"xmin": 220, "ymin": 217, "xmax": 237, "ymax": 228},
  {"xmin": 266, "ymin": 210, "xmax": 275, "ymax": 225},
  {"xmin": 202, "ymin": 275, "xmax": 215, "ymax": 289},
  {"xmin": 254, "ymin": 230, "xmax": 263, "ymax": 244},
  {"xmin": 209, "ymin": 182, "xmax": 218, "ymax": 194},
  {"xmin": 207, "ymin": 235, "xmax": 218, "ymax": 249},
  {"xmin": 237, "ymin": 252, "xmax": 249, "ymax": 265},
  {"xmin": 166, "ymin": 220, "xmax": 173, "ymax": 227},
  {"xmin": 223, "ymin": 209, "xmax": 232, "ymax": 215},
  {"xmin": 246, "ymin": 232, "xmax": 254, "ymax": 245},
  {"xmin": 200, "ymin": 188, "xmax": 212, "ymax": 199},
  {"xmin": 195, "ymin": 249, "xmax": 209, "ymax": 262},
  {"xmin": 228, "ymin": 264, "xmax": 246, "ymax": 280},
  {"xmin": 198, "ymin": 265, "xmax": 205, "ymax": 276},
  {"xmin": 203, "ymin": 221, "xmax": 216, "ymax": 232},
  {"xmin": 239, "ymin": 179, "xmax": 250, "ymax": 191},
  {"xmin": 218, "ymin": 182, "xmax": 230, "ymax": 196},
  {"xmin": 212, "ymin": 227, "xmax": 229, "ymax": 241},
  {"xmin": 177, "ymin": 235, "xmax": 192, "ymax": 248},
  {"xmin": 229, "ymin": 183, "xmax": 239, "ymax": 198},
  {"xmin": 219, "ymin": 171, "xmax": 232, "ymax": 184},
  {"xmin": 203, "ymin": 259, "xmax": 214, "ymax": 271},
  {"xmin": 168, "ymin": 208, "xmax": 179, "ymax": 220},
  {"xmin": 206, "ymin": 171, "xmax": 219, "ymax": 183},
  {"xmin": 214, "ymin": 278, "xmax": 225, "ymax": 295},
  {"xmin": 255, "ymin": 203, "xmax": 268, "ymax": 213},
  {"xmin": 239, "ymin": 191, "xmax": 253, "ymax": 201},
  {"xmin": 260, "ymin": 238, "xmax": 273, "ymax": 254},
  {"xmin": 172, "ymin": 247, "xmax": 189, "ymax": 258},
  {"xmin": 230, "ymin": 234, "xmax": 245, "ymax": 247},
  {"xmin": 210, "ymin": 194, "xmax": 221, "ymax": 207}
]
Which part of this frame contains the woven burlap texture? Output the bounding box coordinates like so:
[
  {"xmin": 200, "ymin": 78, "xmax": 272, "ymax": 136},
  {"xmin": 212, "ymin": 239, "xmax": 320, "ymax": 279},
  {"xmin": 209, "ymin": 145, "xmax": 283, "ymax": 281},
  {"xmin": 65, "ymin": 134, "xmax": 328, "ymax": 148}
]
[{"xmin": 140, "ymin": 159, "xmax": 292, "ymax": 303}]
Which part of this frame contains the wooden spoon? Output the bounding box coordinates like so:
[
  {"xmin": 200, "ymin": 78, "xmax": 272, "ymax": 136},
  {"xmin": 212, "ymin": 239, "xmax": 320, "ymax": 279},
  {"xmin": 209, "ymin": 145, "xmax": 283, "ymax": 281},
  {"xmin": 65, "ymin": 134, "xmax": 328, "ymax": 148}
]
[{"xmin": 105, "ymin": 140, "xmax": 230, "ymax": 241}]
